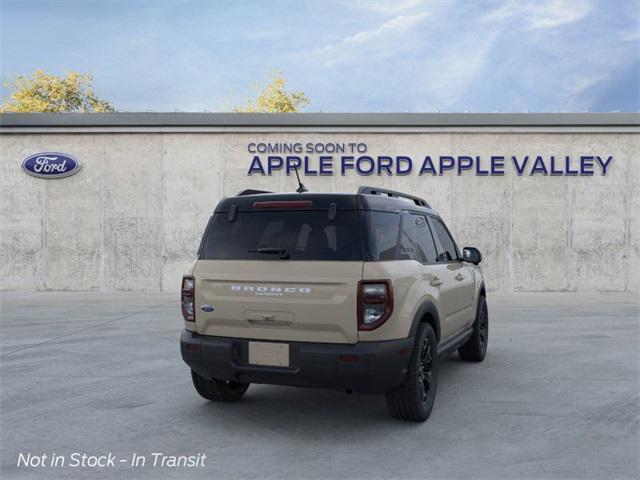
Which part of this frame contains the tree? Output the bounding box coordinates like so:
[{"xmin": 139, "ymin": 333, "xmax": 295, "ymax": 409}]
[
  {"xmin": 234, "ymin": 72, "xmax": 309, "ymax": 113},
  {"xmin": 1, "ymin": 70, "xmax": 115, "ymax": 113}
]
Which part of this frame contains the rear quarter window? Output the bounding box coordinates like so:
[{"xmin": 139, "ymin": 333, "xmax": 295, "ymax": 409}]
[{"xmin": 363, "ymin": 211, "xmax": 401, "ymax": 261}]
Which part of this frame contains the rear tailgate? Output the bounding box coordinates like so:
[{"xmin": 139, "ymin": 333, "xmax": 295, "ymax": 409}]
[
  {"xmin": 193, "ymin": 260, "xmax": 362, "ymax": 343},
  {"xmin": 193, "ymin": 197, "xmax": 364, "ymax": 344}
]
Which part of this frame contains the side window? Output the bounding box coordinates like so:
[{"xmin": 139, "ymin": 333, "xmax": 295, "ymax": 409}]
[
  {"xmin": 365, "ymin": 211, "xmax": 441, "ymax": 263},
  {"xmin": 412, "ymin": 215, "xmax": 438, "ymax": 263},
  {"xmin": 428, "ymin": 217, "xmax": 459, "ymax": 262}
]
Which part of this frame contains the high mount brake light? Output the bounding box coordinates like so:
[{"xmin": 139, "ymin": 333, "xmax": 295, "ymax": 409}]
[
  {"xmin": 358, "ymin": 280, "xmax": 393, "ymax": 331},
  {"xmin": 181, "ymin": 276, "xmax": 195, "ymax": 322},
  {"xmin": 253, "ymin": 200, "xmax": 313, "ymax": 209}
]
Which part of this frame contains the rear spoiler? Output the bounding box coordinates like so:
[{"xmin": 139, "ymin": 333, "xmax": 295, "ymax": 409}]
[
  {"xmin": 357, "ymin": 186, "xmax": 430, "ymax": 208},
  {"xmin": 237, "ymin": 189, "xmax": 272, "ymax": 196}
]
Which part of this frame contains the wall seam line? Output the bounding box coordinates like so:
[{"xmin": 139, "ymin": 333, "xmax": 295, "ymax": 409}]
[
  {"xmin": 160, "ymin": 134, "xmax": 165, "ymax": 292},
  {"xmin": 508, "ymin": 165, "xmax": 513, "ymax": 292},
  {"xmin": 624, "ymin": 144, "xmax": 631, "ymax": 291},
  {"xmin": 41, "ymin": 133, "xmax": 48, "ymax": 291},
  {"xmin": 99, "ymin": 135, "xmax": 106, "ymax": 292},
  {"xmin": 567, "ymin": 141, "xmax": 574, "ymax": 291}
]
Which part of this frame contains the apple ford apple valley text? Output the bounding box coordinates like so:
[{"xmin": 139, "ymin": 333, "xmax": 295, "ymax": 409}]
[{"xmin": 246, "ymin": 142, "xmax": 613, "ymax": 177}]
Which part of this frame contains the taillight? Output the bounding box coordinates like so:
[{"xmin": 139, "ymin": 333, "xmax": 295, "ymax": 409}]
[
  {"xmin": 358, "ymin": 280, "xmax": 393, "ymax": 330},
  {"xmin": 181, "ymin": 276, "xmax": 195, "ymax": 322}
]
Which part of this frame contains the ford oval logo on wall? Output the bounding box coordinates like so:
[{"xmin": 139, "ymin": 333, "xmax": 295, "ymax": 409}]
[{"xmin": 21, "ymin": 152, "xmax": 81, "ymax": 179}]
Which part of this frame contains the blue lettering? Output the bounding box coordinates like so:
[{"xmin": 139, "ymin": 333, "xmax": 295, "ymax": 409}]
[
  {"xmin": 580, "ymin": 156, "xmax": 594, "ymax": 176},
  {"xmin": 476, "ymin": 156, "xmax": 489, "ymax": 176},
  {"xmin": 458, "ymin": 156, "xmax": 473, "ymax": 175},
  {"xmin": 285, "ymin": 156, "xmax": 301, "ymax": 175},
  {"xmin": 565, "ymin": 156, "xmax": 579, "ymax": 176},
  {"xmin": 304, "ymin": 156, "xmax": 318, "ymax": 175},
  {"xmin": 377, "ymin": 156, "xmax": 393, "ymax": 175},
  {"xmin": 248, "ymin": 156, "xmax": 266, "ymax": 175},
  {"xmin": 419, "ymin": 156, "xmax": 436, "ymax": 175},
  {"xmin": 356, "ymin": 156, "xmax": 375, "ymax": 176},
  {"xmin": 491, "ymin": 156, "xmax": 504, "ymax": 176},
  {"xmin": 512, "ymin": 156, "xmax": 529, "ymax": 175},
  {"xmin": 341, "ymin": 156, "xmax": 355, "ymax": 175},
  {"xmin": 397, "ymin": 156, "xmax": 412, "ymax": 175},
  {"xmin": 319, "ymin": 156, "xmax": 333, "ymax": 175},
  {"xmin": 549, "ymin": 156, "xmax": 563, "ymax": 176},
  {"xmin": 530, "ymin": 156, "xmax": 548, "ymax": 175},
  {"xmin": 596, "ymin": 155, "xmax": 613, "ymax": 175},
  {"xmin": 439, "ymin": 156, "xmax": 455, "ymax": 175},
  {"xmin": 268, "ymin": 156, "xmax": 283, "ymax": 175}
]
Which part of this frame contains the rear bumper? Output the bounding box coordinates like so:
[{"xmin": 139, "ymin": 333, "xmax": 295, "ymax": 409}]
[{"xmin": 181, "ymin": 330, "xmax": 413, "ymax": 394}]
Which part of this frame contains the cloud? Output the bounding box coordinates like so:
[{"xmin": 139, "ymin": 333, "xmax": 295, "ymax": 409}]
[
  {"xmin": 418, "ymin": 29, "xmax": 500, "ymax": 109},
  {"xmin": 351, "ymin": 0, "xmax": 427, "ymax": 15},
  {"xmin": 474, "ymin": 0, "xmax": 636, "ymax": 112},
  {"xmin": 528, "ymin": 0, "xmax": 592, "ymax": 29},
  {"xmin": 299, "ymin": 11, "xmax": 429, "ymax": 66},
  {"xmin": 485, "ymin": 0, "xmax": 592, "ymax": 30},
  {"xmin": 244, "ymin": 30, "xmax": 284, "ymax": 41},
  {"xmin": 567, "ymin": 72, "xmax": 612, "ymax": 101},
  {"xmin": 620, "ymin": 29, "xmax": 640, "ymax": 42}
]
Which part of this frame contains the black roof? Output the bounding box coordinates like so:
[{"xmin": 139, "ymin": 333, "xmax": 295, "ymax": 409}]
[{"xmin": 215, "ymin": 190, "xmax": 439, "ymax": 216}]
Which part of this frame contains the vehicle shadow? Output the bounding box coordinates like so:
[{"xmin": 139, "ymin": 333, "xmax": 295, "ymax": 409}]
[{"xmin": 191, "ymin": 354, "xmax": 476, "ymax": 438}]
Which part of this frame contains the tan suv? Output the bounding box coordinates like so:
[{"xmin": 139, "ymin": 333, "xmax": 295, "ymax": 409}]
[{"xmin": 180, "ymin": 186, "xmax": 487, "ymax": 422}]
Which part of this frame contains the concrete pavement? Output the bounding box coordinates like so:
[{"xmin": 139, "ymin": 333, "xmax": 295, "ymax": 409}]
[{"xmin": 1, "ymin": 292, "xmax": 638, "ymax": 479}]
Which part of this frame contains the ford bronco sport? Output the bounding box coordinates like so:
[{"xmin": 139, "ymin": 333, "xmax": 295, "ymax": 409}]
[{"xmin": 180, "ymin": 186, "xmax": 487, "ymax": 422}]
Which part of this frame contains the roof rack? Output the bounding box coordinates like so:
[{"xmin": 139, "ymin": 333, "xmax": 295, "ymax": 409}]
[
  {"xmin": 236, "ymin": 189, "xmax": 272, "ymax": 196},
  {"xmin": 357, "ymin": 186, "xmax": 430, "ymax": 208}
]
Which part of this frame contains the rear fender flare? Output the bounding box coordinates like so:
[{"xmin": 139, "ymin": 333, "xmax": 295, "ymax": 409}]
[
  {"xmin": 408, "ymin": 301, "xmax": 442, "ymax": 342},
  {"xmin": 478, "ymin": 281, "xmax": 486, "ymax": 299}
]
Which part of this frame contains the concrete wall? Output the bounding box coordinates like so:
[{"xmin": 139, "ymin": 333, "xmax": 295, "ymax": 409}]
[{"xmin": 1, "ymin": 126, "xmax": 638, "ymax": 292}]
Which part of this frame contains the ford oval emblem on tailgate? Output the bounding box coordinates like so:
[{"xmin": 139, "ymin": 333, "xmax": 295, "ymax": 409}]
[
  {"xmin": 21, "ymin": 152, "xmax": 81, "ymax": 179},
  {"xmin": 200, "ymin": 304, "xmax": 215, "ymax": 312}
]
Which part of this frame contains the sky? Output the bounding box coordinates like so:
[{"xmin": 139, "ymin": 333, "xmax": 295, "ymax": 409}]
[{"xmin": 1, "ymin": 0, "xmax": 639, "ymax": 112}]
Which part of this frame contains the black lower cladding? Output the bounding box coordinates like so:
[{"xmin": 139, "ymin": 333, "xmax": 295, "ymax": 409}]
[{"xmin": 181, "ymin": 330, "xmax": 414, "ymax": 394}]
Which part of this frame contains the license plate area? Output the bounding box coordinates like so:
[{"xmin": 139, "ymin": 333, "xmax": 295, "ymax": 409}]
[{"xmin": 248, "ymin": 341, "xmax": 290, "ymax": 367}]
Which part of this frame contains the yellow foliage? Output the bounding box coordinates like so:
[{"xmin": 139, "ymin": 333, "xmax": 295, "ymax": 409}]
[
  {"xmin": 1, "ymin": 70, "xmax": 115, "ymax": 113},
  {"xmin": 234, "ymin": 72, "xmax": 309, "ymax": 113}
]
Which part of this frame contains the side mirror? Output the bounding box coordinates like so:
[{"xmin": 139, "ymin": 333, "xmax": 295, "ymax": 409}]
[{"xmin": 463, "ymin": 247, "xmax": 482, "ymax": 265}]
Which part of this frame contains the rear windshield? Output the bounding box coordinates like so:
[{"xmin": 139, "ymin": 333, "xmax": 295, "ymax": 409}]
[{"xmin": 199, "ymin": 211, "xmax": 363, "ymax": 261}]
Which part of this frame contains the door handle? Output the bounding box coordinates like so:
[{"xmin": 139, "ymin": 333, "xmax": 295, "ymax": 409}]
[
  {"xmin": 455, "ymin": 273, "xmax": 465, "ymax": 281},
  {"xmin": 430, "ymin": 277, "xmax": 443, "ymax": 287}
]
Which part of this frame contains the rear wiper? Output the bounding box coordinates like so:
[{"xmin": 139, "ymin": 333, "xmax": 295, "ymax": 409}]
[{"xmin": 248, "ymin": 247, "xmax": 290, "ymax": 259}]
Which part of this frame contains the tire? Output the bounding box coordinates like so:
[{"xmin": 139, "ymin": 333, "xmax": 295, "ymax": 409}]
[
  {"xmin": 458, "ymin": 294, "xmax": 488, "ymax": 362},
  {"xmin": 385, "ymin": 324, "xmax": 438, "ymax": 422},
  {"xmin": 191, "ymin": 370, "xmax": 249, "ymax": 402}
]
